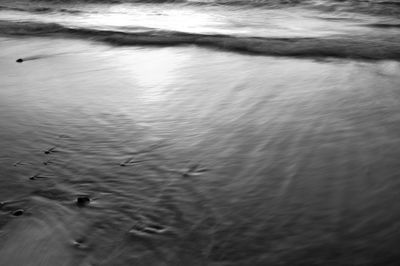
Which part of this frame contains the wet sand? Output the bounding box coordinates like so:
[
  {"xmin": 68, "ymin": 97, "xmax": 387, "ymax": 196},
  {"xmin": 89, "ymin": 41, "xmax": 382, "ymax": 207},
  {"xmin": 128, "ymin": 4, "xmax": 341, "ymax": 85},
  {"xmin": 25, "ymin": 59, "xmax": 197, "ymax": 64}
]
[{"xmin": 1, "ymin": 37, "xmax": 400, "ymax": 265}]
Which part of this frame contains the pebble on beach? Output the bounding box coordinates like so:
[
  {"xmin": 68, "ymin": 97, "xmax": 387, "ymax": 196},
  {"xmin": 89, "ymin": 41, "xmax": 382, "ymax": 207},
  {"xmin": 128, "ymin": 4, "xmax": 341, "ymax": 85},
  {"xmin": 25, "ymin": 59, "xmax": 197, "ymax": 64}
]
[
  {"xmin": 76, "ymin": 196, "xmax": 90, "ymax": 207},
  {"xmin": 12, "ymin": 209, "xmax": 24, "ymax": 216},
  {"xmin": 72, "ymin": 237, "xmax": 89, "ymax": 249},
  {"xmin": 44, "ymin": 147, "xmax": 56, "ymax": 154}
]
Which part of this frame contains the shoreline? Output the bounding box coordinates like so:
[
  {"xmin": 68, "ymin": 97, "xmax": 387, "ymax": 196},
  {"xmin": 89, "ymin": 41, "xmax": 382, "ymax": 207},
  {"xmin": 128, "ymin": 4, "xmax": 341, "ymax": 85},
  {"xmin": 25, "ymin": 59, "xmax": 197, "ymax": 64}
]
[{"xmin": 1, "ymin": 36, "xmax": 400, "ymax": 265}]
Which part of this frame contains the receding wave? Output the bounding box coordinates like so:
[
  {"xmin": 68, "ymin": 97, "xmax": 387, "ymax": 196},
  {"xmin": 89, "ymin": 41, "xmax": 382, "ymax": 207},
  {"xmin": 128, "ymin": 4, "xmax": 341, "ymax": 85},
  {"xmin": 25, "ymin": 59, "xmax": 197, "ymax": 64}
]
[
  {"xmin": 0, "ymin": 5, "xmax": 26, "ymax": 12},
  {"xmin": 0, "ymin": 4, "xmax": 83, "ymax": 14},
  {"xmin": 366, "ymin": 23, "xmax": 400, "ymax": 28},
  {"xmin": 1, "ymin": 21, "xmax": 400, "ymax": 61}
]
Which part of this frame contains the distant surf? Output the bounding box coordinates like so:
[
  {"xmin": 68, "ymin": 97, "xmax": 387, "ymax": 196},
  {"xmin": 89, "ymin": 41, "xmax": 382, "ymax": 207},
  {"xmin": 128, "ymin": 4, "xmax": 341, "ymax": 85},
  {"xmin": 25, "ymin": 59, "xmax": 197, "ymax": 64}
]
[{"xmin": 3, "ymin": 0, "xmax": 400, "ymax": 16}]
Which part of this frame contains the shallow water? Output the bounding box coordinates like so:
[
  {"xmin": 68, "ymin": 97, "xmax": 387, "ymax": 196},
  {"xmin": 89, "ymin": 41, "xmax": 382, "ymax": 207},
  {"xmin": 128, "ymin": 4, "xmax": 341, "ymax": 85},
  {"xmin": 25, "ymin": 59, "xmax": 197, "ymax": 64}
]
[
  {"xmin": 2, "ymin": 1, "xmax": 400, "ymax": 61},
  {"xmin": 1, "ymin": 36, "xmax": 400, "ymax": 265},
  {"xmin": 1, "ymin": 0, "xmax": 400, "ymax": 265}
]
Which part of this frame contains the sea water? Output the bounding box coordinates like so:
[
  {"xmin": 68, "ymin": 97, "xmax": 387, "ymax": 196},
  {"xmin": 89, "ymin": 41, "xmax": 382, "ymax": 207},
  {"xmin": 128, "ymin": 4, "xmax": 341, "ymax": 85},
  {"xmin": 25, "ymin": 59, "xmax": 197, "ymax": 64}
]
[{"xmin": 1, "ymin": 1, "xmax": 400, "ymax": 265}]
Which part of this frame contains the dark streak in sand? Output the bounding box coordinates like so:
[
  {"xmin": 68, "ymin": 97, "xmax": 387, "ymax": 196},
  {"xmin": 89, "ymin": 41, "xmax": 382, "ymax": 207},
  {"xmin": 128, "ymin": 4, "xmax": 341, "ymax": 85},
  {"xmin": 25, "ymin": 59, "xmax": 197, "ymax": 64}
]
[
  {"xmin": 129, "ymin": 220, "xmax": 168, "ymax": 236},
  {"xmin": 119, "ymin": 158, "xmax": 147, "ymax": 166},
  {"xmin": 13, "ymin": 160, "xmax": 32, "ymax": 167},
  {"xmin": 182, "ymin": 164, "xmax": 209, "ymax": 177},
  {"xmin": 44, "ymin": 146, "xmax": 57, "ymax": 154},
  {"xmin": 29, "ymin": 174, "xmax": 53, "ymax": 180}
]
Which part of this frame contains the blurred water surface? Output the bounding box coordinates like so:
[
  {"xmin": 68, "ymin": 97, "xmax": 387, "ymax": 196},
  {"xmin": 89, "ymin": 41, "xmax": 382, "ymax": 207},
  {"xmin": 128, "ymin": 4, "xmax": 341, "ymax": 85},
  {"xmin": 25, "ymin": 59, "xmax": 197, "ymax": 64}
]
[{"xmin": 1, "ymin": 0, "xmax": 400, "ymax": 265}]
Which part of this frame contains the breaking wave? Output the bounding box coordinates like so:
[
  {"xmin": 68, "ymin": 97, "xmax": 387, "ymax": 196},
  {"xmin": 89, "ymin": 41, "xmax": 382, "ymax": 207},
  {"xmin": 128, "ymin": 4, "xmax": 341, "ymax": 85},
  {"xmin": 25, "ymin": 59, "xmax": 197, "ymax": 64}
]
[
  {"xmin": 1, "ymin": 20, "xmax": 400, "ymax": 61},
  {"xmin": 0, "ymin": 5, "xmax": 83, "ymax": 14},
  {"xmin": 4, "ymin": 0, "xmax": 400, "ymax": 13}
]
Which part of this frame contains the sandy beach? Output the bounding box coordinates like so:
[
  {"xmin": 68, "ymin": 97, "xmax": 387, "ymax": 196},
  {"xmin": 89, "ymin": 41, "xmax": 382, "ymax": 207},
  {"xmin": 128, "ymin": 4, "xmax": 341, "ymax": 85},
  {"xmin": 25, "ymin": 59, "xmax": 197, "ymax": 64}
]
[
  {"xmin": 1, "ymin": 35, "xmax": 400, "ymax": 265},
  {"xmin": 1, "ymin": 0, "xmax": 400, "ymax": 264}
]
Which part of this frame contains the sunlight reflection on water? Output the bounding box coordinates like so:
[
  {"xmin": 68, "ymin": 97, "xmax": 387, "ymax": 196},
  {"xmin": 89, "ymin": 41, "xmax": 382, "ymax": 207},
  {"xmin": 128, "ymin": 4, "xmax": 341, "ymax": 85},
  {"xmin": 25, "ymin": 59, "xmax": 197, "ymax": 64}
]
[{"xmin": 0, "ymin": 3, "xmax": 387, "ymax": 38}]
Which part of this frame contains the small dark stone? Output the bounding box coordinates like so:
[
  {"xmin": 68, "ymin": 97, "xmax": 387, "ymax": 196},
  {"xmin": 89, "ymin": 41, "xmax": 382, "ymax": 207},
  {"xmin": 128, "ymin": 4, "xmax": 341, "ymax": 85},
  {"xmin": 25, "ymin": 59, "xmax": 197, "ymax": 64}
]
[
  {"xmin": 12, "ymin": 209, "xmax": 24, "ymax": 216},
  {"xmin": 73, "ymin": 237, "xmax": 84, "ymax": 245},
  {"xmin": 147, "ymin": 224, "xmax": 165, "ymax": 231},
  {"xmin": 72, "ymin": 237, "xmax": 89, "ymax": 249},
  {"xmin": 75, "ymin": 237, "xmax": 84, "ymax": 243},
  {"xmin": 76, "ymin": 196, "xmax": 90, "ymax": 207},
  {"xmin": 29, "ymin": 174, "xmax": 44, "ymax": 180},
  {"xmin": 16, "ymin": 58, "xmax": 23, "ymax": 63},
  {"xmin": 43, "ymin": 159, "xmax": 53, "ymax": 166},
  {"xmin": 44, "ymin": 147, "xmax": 56, "ymax": 154}
]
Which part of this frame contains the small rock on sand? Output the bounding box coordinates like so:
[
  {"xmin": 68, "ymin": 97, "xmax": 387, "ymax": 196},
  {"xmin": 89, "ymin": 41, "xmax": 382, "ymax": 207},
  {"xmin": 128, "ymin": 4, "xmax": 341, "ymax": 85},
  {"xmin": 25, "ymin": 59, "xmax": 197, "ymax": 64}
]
[
  {"xmin": 76, "ymin": 196, "xmax": 90, "ymax": 207},
  {"xmin": 72, "ymin": 237, "xmax": 89, "ymax": 249},
  {"xmin": 11, "ymin": 209, "xmax": 24, "ymax": 216}
]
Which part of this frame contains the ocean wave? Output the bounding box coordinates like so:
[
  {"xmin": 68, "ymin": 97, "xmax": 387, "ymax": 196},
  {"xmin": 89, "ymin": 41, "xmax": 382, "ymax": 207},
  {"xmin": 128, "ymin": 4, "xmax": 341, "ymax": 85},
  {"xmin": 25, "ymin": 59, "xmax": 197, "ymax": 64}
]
[
  {"xmin": 11, "ymin": 0, "xmax": 303, "ymax": 4},
  {"xmin": 0, "ymin": 4, "xmax": 83, "ymax": 14},
  {"xmin": 8, "ymin": 0, "xmax": 400, "ymax": 8},
  {"xmin": 0, "ymin": 5, "xmax": 26, "ymax": 12},
  {"xmin": 1, "ymin": 20, "xmax": 400, "ymax": 60},
  {"xmin": 366, "ymin": 23, "xmax": 400, "ymax": 28},
  {"xmin": 0, "ymin": 0, "xmax": 305, "ymax": 15},
  {"xmin": 3, "ymin": 0, "xmax": 400, "ymax": 17}
]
